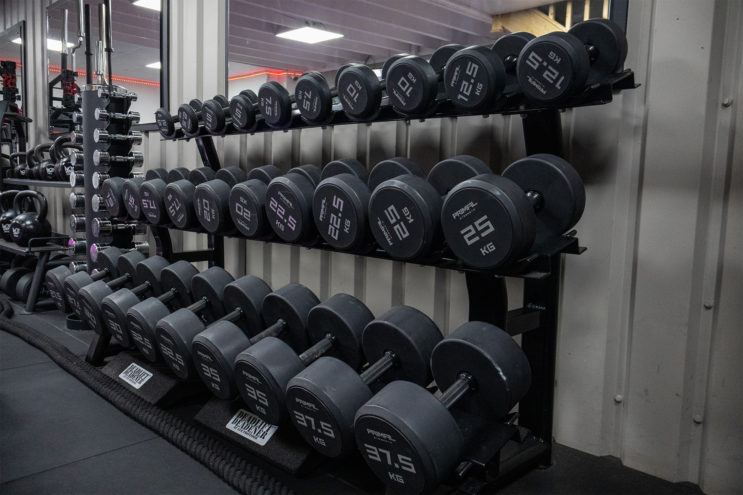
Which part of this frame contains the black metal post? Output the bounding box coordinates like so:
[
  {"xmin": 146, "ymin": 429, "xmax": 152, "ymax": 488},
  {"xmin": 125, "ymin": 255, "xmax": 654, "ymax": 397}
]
[
  {"xmin": 23, "ymin": 251, "xmax": 50, "ymax": 312},
  {"xmin": 466, "ymin": 273, "xmax": 508, "ymax": 329},
  {"xmin": 521, "ymin": 110, "xmax": 563, "ymax": 156}
]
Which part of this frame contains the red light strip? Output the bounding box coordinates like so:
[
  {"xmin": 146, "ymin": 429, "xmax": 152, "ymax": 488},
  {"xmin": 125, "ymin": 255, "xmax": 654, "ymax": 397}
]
[
  {"xmin": 228, "ymin": 69, "xmax": 303, "ymax": 81},
  {"xmin": 47, "ymin": 64, "xmax": 160, "ymax": 87}
]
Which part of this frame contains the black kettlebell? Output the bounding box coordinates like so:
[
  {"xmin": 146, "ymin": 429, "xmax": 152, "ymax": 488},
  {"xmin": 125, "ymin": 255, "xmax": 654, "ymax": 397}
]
[
  {"xmin": 10, "ymin": 190, "xmax": 51, "ymax": 246},
  {"xmin": 0, "ymin": 190, "xmax": 22, "ymax": 241}
]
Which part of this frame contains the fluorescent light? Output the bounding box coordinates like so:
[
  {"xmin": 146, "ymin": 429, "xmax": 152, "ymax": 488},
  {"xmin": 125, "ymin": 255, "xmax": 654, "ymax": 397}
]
[
  {"xmin": 145, "ymin": 61, "xmax": 161, "ymax": 69},
  {"xmin": 133, "ymin": 0, "xmax": 161, "ymax": 11},
  {"xmin": 276, "ymin": 26, "xmax": 343, "ymax": 44},
  {"xmin": 47, "ymin": 39, "xmax": 76, "ymax": 52},
  {"xmin": 12, "ymin": 37, "xmax": 22, "ymax": 45}
]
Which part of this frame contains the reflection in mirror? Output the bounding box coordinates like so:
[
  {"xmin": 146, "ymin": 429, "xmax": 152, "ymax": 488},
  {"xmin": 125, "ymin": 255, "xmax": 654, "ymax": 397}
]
[
  {"xmin": 46, "ymin": 0, "xmax": 162, "ymax": 137},
  {"xmin": 226, "ymin": 0, "xmax": 623, "ymax": 105},
  {"xmin": 0, "ymin": 21, "xmax": 29, "ymax": 153}
]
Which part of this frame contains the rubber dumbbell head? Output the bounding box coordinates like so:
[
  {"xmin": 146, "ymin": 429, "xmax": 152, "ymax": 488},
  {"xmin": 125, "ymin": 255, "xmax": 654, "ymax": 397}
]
[
  {"xmin": 264, "ymin": 164, "xmax": 321, "ymax": 243},
  {"xmin": 121, "ymin": 169, "xmax": 168, "ymax": 220},
  {"xmin": 201, "ymin": 95, "xmax": 232, "ymax": 134},
  {"xmin": 126, "ymin": 261, "xmax": 199, "ymax": 362},
  {"xmin": 192, "ymin": 281, "xmax": 320, "ymax": 399},
  {"xmin": 228, "ymin": 165, "xmax": 282, "ymax": 238},
  {"xmin": 193, "ymin": 166, "xmax": 248, "ymax": 233},
  {"xmin": 234, "ymin": 293, "xmax": 373, "ymax": 425},
  {"xmin": 140, "ymin": 167, "xmax": 189, "ymax": 225},
  {"xmin": 100, "ymin": 256, "xmax": 173, "ymax": 346},
  {"xmin": 336, "ymin": 55, "xmax": 407, "ymax": 120},
  {"xmin": 385, "ymin": 44, "xmax": 463, "ymax": 115},
  {"xmin": 154, "ymin": 267, "xmax": 235, "ymax": 379},
  {"xmin": 286, "ymin": 305, "xmax": 441, "ymax": 458},
  {"xmin": 355, "ymin": 321, "xmax": 531, "ymax": 493},
  {"xmin": 491, "ymin": 32, "xmax": 536, "ymax": 95},
  {"xmin": 441, "ymin": 153, "xmax": 584, "ymax": 268},
  {"xmin": 443, "ymin": 45, "xmax": 507, "ymax": 111},
  {"xmin": 258, "ymin": 81, "xmax": 295, "ymax": 129},
  {"xmin": 177, "ymin": 98, "xmax": 208, "ymax": 136},
  {"xmin": 164, "ymin": 167, "xmax": 217, "ymax": 229},
  {"xmin": 78, "ymin": 255, "xmax": 164, "ymax": 334},
  {"xmin": 295, "ymin": 71, "xmax": 338, "ymax": 125},
  {"xmin": 229, "ymin": 90, "xmax": 260, "ymax": 132}
]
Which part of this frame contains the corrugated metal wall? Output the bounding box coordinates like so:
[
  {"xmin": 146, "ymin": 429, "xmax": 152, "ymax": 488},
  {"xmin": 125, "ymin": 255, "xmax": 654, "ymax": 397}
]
[{"xmin": 3, "ymin": 1, "xmax": 741, "ymax": 493}]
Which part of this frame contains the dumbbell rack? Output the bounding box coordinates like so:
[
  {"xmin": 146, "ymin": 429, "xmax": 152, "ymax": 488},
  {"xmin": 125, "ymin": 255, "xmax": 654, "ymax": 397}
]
[
  {"xmin": 137, "ymin": 72, "xmax": 635, "ymax": 492},
  {"xmin": 0, "ymin": 234, "xmax": 70, "ymax": 312},
  {"xmin": 78, "ymin": 86, "xmax": 219, "ymax": 364}
]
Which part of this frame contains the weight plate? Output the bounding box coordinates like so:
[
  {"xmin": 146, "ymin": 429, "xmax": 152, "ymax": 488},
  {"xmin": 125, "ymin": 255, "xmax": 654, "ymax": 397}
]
[
  {"xmin": 441, "ymin": 174, "xmax": 534, "ymax": 268},
  {"xmin": 193, "ymin": 180, "xmax": 232, "ymax": 233},
  {"xmin": 193, "ymin": 321, "xmax": 252, "ymax": 398},
  {"xmin": 368, "ymin": 175, "xmax": 442, "ymax": 260},
  {"xmin": 502, "ymin": 153, "xmax": 585, "ymax": 242},
  {"xmin": 431, "ymin": 321, "xmax": 531, "ymax": 418},
  {"xmin": 381, "ymin": 53, "xmax": 408, "ymax": 80},
  {"xmin": 127, "ymin": 297, "xmax": 170, "ymax": 362},
  {"xmin": 165, "ymin": 179, "xmax": 197, "ymax": 229},
  {"xmin": 444, "ymin": 45, "xmax": 506, "ymax": 111},
  {"xmin": 101, "ymin": 289, "xmax": 142, "ymax": 347},
  {"xmin": 100, "ymin": 177, "xmax": 126, "ymax": 218},
  {"xmin": 428, "ymin": 43, "xmax": 465, "ymax": 73},
  {"xmin": 261, "ymin": 283, "xmax": 320, "ymax": 352},
  {"xmin": 223, "ymin": 275, "xmax": 271, "ymax": 336},
  {"xmin": 517, "ymin": 32, "xmax": 589, "ymax": 103},
  {"xmin": 368, "ymin": 157, "xmax": 423, "ymax": 191},
  {"xmin": 202, "ymin": 98, "xmax": 226, "ymax": 133},
  {"xmin": 155, "ymin": 108, "xmax": 176, "ymax": 137},
  {"xmin": 190, "ymin": 267, "xmax": 233, "ymax": 321},
  {"xmin": 159, "ymin": 260, "xmax": 198, "ymax": 308},
  {"xmin": 177, "ymin": 103, "xmax": 200, "ymax": 134},
  {"xmin": 569, "ymin": 18, "xmax": 628, "ymax": 82},
  {"xmin": 155, "ymin": 308, "xmax": 203, "ymax": 380}
]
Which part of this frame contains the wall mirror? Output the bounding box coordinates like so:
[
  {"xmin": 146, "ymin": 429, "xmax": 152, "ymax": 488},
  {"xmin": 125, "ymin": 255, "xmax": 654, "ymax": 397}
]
[
  {"xmin": 46, "ymin": 0, "xmax": 165, "ymax": 137},
  {"xmin": 225, "ymin": 0, "xmax": 628, "ymax": 101},
  {"xmin": 0, "ymin": 21, "xmax": 28, "ymax": 152}
]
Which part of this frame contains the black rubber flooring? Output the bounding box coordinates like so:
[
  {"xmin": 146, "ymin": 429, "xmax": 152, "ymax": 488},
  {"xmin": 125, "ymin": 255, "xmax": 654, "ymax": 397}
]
[{"xmin": 0, "ymin": 303, "xmax": 705, "ymax": 495}]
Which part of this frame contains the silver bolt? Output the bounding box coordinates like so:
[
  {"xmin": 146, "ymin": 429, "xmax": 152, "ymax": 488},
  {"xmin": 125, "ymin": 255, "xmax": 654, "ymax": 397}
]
[
  {"xmin": 722, "ymin": 97, "xmax": 733, "ymax": 108},
  {"xmin": 693, "ymin": 414, "xmax": 704, "ymax": 424},
  {"xmin": 614, "ymin": 394, "xmax": 623, "ymax": 403}
]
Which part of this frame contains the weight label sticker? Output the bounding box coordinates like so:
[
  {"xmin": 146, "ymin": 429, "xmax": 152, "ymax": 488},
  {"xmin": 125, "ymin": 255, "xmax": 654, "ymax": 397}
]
[
  {"xmin": 225, "ymin": 409, "xmax": 277, "ymax": 446},
  {"xmin": 118, "ymin": 362, "xmax": 153, "ymax": 390}
]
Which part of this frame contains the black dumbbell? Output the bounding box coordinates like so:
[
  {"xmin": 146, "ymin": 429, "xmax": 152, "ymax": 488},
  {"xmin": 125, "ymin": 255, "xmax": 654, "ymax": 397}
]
[
  {"xmin": 78, "ymin": 256, "xmax": 171, "ymax": 334},
  {"xmin": 178, "ymin": 97, "xmax": 229, "ymax": 136},
  {"xmin": 227, "ymin": 165, "xmax": 282, "ymax": 238},
  {"xmin": 385, "ymin": 44, "xmax": 465, "ymax": 115},
  {"xmin": 441, "ymin": 154, "xmax": 585, "ymax": 268},
  {"xmin": 163, "ymin": 167, "xmax": 217, "ymax": 229},
  {"xmin": 491, "ymin": 32, "xmax": 536, "ymax": 96},
  {"xmin": 155, "ymin": 107, "xmax": 182, "ymax": 138},
  {"xmin": 517, "ymin": 19, "xmax": 628, "ymax": 104},
  {"xmin": 229, "ymin": 90, "xmax": 261, "ymax": 132},
  {"xmin": 367, "ymin": 156, "xmax": 491, "ymax": 260},
  {"xmin": 139, "ymin": 167, "xmax": 191, "ymax": 225},
  {"xmin": 286, "ymin": 305, "xmax": 441, "ymax": 458},
  {"xmin": 313, "ymin": 157, "xmax": 423, "ymax": 251},
  {"xmin": 69, "ymin": 191, "xmax": 107, "ymax": 215},
  {"xmin": 98, "ymin": 173, "xmax": 152, "ymax": 220},
  {"xmin": 120, "ymin": 169, "xmax": 169, "ymax": 220},
  {"xmin": 193, "ymin": 281, "xmax": 319, "ymax": 399},
  {"xmin": 257, "ymin": 81, "xmax": 298, "ymax": 129},
  {"xmin": 153, "ymin": 267, "xmax": 235, "ymax": 378},
  {"xmin": 193, "ymin": 166, "xmax": 248, "ymax": 233},
  {"xmin": 355, "ymin": 321, "xmax": 531, "ymax": 493},
  {"xmin": 126, "ymin": 261, "xmax": 200, "ymax": 362},
  {"xmin": 201, "ymin": 95, "xmax": 235, "ymax": 134},
  {"xmin": 335, "ymin": 55, "xmax": 408, "ymax": 121},
  {"xmin": 294, "ymin": 71, "xmax": 342, "ymax": 125},
  {"xmin": 264, "ymin": 164, "xmax": 322, "ymax": 243},
  {"xmin": 61, "ymin": 247, "xmax": 145, "ymax": 318},
  {"xmin": 234, "ymin": 293, "xmax": 373, "ymax": 425},
  {"xmin": 100, "ymin": 257, "xmax": 189, "ymax": 347},
  {"xmin": 93, "ymin": 149, "xmax": 144, "ymax": 168}
]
